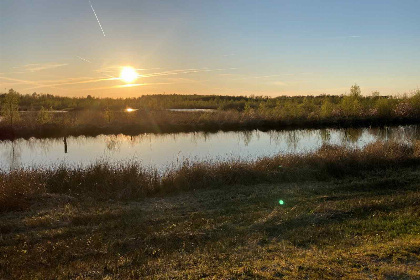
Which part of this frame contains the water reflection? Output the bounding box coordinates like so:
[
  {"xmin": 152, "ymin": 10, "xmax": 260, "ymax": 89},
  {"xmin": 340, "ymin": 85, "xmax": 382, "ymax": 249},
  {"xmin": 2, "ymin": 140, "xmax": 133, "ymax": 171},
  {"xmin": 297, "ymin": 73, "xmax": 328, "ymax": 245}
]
[
  {"xmin": 320, "ymin": 129, "xmax": 331, "ymax": 143},
  {"xmin": 342, "ymin": 128, "xmax": 364, "ymax": 144},
  {"xmin": 0, "ymin": 125, "xmax": 418, "ymax": 171},
  {"xmin": 1, "ymin": 141, "xmax": 22, "ymax": 170}
]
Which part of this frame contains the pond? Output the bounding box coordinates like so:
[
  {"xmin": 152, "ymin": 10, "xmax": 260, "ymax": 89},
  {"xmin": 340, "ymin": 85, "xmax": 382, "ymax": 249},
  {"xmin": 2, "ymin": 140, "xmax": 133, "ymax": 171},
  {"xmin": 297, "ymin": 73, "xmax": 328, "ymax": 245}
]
[{"xmin": 0, "ymin": 125, "xmax": 418, "ymax": 171}]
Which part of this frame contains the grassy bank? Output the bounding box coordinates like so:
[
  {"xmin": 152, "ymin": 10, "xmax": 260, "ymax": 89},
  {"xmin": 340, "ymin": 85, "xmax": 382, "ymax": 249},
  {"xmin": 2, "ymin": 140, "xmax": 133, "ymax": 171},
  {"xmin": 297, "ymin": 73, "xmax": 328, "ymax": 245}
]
[
  {"xmin": 1, "ymin": 141, "xmax": 419, "ymax": 213},
  {"xmin": 1, "ymin": 165, "xmax": 419, "ymax": 279}
]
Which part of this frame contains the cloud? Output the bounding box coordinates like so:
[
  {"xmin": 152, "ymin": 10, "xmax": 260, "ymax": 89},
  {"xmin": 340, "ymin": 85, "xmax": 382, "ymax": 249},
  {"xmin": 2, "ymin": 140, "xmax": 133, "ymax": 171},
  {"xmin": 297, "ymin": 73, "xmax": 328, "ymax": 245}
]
[
  {"xmin": 270, "ymin": 81, "xmax": 287, "ymax": 86},
  {"xmin": 0, "ymin": 76, "xmax": 67, "ymax": 91},
  {"xmin": 334, "ymin": 35, "xmax": 361, "ymax": 39},
  {"xmin": 76, "ymin": 56, "xmax": 92, "ymax": 63},
  {"xmin": 14, "ymin": 63, "xmax": 68, "ymax": 73},
  {"xmin": 86, "ymin": 82, "xmax": 172, "ymax": 91}
]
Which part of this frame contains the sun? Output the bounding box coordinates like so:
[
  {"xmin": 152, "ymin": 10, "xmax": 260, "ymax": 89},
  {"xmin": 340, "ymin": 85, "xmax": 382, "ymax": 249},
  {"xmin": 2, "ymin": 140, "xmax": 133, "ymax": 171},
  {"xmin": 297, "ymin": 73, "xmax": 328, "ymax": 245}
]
[{"xmin": 120, "ymin": 67, "xmax": 138, "ymax": 83}]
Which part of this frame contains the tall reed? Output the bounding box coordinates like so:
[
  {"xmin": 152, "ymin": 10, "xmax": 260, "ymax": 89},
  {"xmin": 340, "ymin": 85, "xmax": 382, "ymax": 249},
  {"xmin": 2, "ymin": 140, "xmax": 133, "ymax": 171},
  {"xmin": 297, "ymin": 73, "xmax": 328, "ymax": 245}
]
[{"xmin": 1, "ymin": 141, "xmax": 419, "ymax": 212}]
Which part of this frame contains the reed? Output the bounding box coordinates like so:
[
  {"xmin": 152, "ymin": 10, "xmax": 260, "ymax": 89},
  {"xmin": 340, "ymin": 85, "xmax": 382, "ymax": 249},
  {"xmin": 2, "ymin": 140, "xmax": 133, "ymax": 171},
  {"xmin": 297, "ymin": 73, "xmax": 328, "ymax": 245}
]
[{"xmin": 1, "ymin": 141, "xmax": 419, "ymax": 212}]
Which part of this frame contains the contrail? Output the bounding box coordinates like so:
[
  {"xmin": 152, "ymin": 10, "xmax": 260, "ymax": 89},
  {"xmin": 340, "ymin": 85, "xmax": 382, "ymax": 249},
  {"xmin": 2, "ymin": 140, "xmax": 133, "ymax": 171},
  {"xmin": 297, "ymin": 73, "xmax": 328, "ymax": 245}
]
[
  {"xmin": 86, "ymin": 82, "xmax": 172, "ymax": 91},
  {"xmin": 76, "ymin": 56, "xmax": 91, "ymax": 63},
  {"xmin": 0, "ymin": 76, "xmax": 67, "ymax": 91},
  {"xmin": 89, "ymin": 0, "xmax": 106, "ymax": 37}
]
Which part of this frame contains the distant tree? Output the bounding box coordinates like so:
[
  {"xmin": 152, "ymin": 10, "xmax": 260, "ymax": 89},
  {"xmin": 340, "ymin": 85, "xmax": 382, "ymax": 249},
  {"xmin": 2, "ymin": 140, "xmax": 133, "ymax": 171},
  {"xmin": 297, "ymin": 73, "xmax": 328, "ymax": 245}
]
[
  {"xmin": 103, "ymin": 107, "xmax": 113, "ymax": 123},
  {"xmin": 36, "ymin": 106, "xmax": 52, "ymax": 124},
  {"xmin": 1, "ymin": 89, "xmax": 20, "ymax": 127},
  {"xmin": 371, "ymin": 91, "xmax": 380, "ymax": 97},
  {"xmin": 375, "ymin": 98, "xmax": 395, "ymax": 117},
  {"xmin": 339, "ymin": 84, "xmax": 363, "ymax": 117},
  {"xmin": 350, "ymin": 84, "xmax": 362, "ymax": 97},
  {"xmin": 320, "ymin": 99, "xmax": 334, "ymax": 118}
]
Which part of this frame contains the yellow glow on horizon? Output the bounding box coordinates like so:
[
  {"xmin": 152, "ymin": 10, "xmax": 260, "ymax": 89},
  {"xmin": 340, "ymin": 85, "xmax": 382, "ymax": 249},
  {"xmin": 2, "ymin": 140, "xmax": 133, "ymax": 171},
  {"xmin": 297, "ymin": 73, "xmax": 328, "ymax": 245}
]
[
  {"xmin": 125, "ymin": 108, "xmax": 135, "ymax": 112},
  {"xmin": 120, "ymin": 67, "xmax": 138, "ymax": 83}
]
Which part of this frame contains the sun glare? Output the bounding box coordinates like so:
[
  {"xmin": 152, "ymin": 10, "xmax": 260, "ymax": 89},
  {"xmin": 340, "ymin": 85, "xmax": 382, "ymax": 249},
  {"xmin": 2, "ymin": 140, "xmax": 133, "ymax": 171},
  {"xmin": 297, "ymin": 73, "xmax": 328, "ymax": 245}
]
[{"xmin": 120, "ymin": 67, "xmax": 138, "ymax": 83}]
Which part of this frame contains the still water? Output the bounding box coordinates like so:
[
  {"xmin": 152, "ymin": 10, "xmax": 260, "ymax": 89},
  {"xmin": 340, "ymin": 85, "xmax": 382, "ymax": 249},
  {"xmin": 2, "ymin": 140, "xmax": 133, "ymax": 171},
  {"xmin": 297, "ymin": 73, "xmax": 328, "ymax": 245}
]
[{"xmin": 0, "ymin": 125, "xmax": 418, "ymax": 170}]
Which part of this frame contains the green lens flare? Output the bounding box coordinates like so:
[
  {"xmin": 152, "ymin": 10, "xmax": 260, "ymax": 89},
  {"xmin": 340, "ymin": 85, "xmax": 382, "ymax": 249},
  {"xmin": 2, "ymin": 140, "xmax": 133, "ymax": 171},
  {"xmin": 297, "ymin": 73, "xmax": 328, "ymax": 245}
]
[{"xmin": 279, "ymin": 200, "xmax": 284, "ymax": 205}]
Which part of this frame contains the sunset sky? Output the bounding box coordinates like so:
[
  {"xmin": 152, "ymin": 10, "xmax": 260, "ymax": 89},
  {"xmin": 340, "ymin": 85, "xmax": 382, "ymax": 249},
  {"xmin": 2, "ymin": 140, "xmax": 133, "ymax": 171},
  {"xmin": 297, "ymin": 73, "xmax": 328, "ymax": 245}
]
[{"xmin": 1, "ymin": 0, "xmax": 419, "ymax": 97}]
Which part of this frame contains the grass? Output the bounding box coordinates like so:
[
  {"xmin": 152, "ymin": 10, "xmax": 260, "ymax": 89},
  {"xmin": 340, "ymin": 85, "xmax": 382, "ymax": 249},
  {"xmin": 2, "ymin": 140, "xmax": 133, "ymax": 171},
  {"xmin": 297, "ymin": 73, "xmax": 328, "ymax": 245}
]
[
  {"xmin": 0, "ymin": 166, "xmax": 419, "ymax": 279},
  {"xmin": 1, "ymin": 141, "xmax": 419, "ymax": 212},
  {"xmin": 1, "ymin": 141, "xmax": 419, "ymax": 278}
]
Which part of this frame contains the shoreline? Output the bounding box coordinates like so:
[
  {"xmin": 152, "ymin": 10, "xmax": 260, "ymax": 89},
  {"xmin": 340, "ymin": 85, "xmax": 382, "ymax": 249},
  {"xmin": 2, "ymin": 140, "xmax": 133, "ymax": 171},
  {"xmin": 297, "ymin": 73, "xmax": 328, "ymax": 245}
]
[{"xmin": 0, "ymin": 114, "xmax": 419, "ymax": 141}]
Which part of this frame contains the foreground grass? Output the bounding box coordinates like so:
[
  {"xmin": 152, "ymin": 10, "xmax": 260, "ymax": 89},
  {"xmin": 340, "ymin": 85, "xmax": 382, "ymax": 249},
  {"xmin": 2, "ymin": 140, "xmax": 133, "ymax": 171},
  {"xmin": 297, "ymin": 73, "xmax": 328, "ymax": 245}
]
[
  {"xmin": 1, "ymin": 141, "xmax": 420, "ymax": 213},
  {"xmin": 0, "ymin": 166, "xmax": 419, "ymax": 279}
]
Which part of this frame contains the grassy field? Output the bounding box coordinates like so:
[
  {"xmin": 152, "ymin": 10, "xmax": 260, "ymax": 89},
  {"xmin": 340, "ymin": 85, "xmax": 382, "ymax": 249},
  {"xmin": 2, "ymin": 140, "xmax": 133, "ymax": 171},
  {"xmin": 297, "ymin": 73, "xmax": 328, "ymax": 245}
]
[
  {"xmin": 0, "ymin": 166, "xmax": 419, "ymax": 279},
  {"xmin": 0, "ymin": 141, "xmax": 419, "ymax": 279}
]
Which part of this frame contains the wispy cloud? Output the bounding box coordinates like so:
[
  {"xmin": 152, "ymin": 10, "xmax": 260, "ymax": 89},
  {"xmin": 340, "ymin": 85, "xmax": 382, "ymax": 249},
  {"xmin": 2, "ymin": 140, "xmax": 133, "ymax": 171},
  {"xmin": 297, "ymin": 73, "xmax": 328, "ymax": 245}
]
[
  {"xmin": 23, "ymin": 77, "xmax": 116, "ymax": 90},
  {"xmin": 0, "ymin": 76, "xmax": 67, "ymax": 91},
  {"xmin": 86, "ymin": 82, "xmax": 172, "ymax": 91},
  {"xmin": 140, "ymin": 68, "xmax": 234, "ymax": 78},
  {"xmin": 3, "ymin": 76, "xmax": 100, "ymax": 91},
  {"xmin": 270, "ymin": 81, "xmax": 287, "ymax": 86},
  {"xmin": 13, "ymin": 63, "xmax": 68, "ymax": 73},
  {"xmin": 334, "ymin": 35, "xmax": 361, "ymax": 39},
  {"xmin": 3, "ymin": 66, "xmax": 237, "ymax": 93},
  {"xmin": 96, "ymin": 66, "xmax": 234, "ymax": 79},
  {"xmin": 76, "ymin": 56, "xmax": 92, "ymax": 63}
]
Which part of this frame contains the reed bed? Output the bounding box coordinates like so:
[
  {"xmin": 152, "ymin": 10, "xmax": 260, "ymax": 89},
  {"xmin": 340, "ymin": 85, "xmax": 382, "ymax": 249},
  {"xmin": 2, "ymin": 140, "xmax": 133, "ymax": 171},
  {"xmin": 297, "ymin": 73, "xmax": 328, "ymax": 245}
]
[{"xmin": 1, "ymin": 141, "xmax": 419, "ymax": 212}]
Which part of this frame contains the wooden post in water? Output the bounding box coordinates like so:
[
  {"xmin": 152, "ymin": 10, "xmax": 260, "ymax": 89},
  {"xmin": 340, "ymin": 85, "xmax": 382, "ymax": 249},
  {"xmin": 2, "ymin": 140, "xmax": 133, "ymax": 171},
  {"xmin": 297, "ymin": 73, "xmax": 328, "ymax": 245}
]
[{"xmin": 64, "ymin": 137, "xmax": 68, "ymax": 153}]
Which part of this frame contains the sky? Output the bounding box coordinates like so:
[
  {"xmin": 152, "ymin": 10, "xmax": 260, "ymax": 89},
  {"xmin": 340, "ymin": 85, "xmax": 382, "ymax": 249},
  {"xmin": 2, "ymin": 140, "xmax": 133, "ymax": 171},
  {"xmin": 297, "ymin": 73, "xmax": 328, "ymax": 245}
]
[{"xmin": 0, "ymin": 0, "xmax": 419, "ymax": 97}]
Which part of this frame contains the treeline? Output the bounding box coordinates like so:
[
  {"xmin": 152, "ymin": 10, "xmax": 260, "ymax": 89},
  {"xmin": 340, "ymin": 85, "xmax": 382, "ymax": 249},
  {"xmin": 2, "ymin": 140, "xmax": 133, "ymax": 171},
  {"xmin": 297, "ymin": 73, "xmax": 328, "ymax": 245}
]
[
  {"xmin": 0, "ymin": 85, "xmax": 419, "ymax": 139},
  {"xmin": 0, "ymin": 91, "xmax": 257, "ymax": 111},
  {"xmin": 1, "ymin": 85, "xmax": 420, "ymax": 119}
]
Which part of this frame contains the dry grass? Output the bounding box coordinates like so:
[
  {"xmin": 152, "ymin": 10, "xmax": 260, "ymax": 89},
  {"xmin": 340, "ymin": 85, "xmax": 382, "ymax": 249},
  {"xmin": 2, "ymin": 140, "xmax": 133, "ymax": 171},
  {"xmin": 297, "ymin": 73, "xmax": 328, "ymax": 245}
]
[
  {"xmin": 0, "ymin": 167, "xmax": 419, "ymax": 279},
  {"xmin": 1, "ymin": 141, "xmax": 419, "ymax": 213}
]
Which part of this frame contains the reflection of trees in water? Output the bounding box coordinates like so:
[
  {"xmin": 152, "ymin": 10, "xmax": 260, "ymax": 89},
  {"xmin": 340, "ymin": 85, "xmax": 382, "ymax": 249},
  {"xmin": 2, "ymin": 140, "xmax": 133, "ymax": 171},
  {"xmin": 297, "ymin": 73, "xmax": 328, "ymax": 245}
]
[
  {"xmin": 1, "ymin": 141, "xmax": 22, "ymax": 170},
  {"xmin": 285, "ymin": 130, "xmax": 300, "ymax": 151},
  {"xmin": 368, "ymin": 127, "xmax": 392, "ymax": 142},
  {"xmin": 341, "ymin": 128, "xmax": 363, "ymax": 144},
  {"xmin": 72, "ymin": 135, "xmax": 89, "ymax": 146},
  {"xmin": 130, "ymin": 133, "xmax": 153, "ymax": 145},
  {"xmin": 405, "ymin": 125, "xmax": 420, "ymax": 141},
  {"xmin": 190, "ymin": 131, "xmax": 212, "ymax": 144},
  {"xmin": 267, "ymin": 130, "xmax": 283, "ymax": 146},
  {"xmin": 388, "ymin": 125, "xmax": 419, "ymax": 143},
  {"xmin": 267, "ymin": 129, "xmax": 316, "ymax": 151},
  {"xmin": 104, "ymin": 133, "xmax": 161, "ymax": 151},
  {"xmin": 319, "ymin": 129, "xmax": 331, "ymax": 143},
  {"xmin": 367, "ymin": 125, "xmax": 419, "ymax": 143},
  {"xmin": 105, "ymin": 135, "xmax": 122, "ymax": 152},
  {"xmin": 24, "ymin": 138, "xmax": 58, "ymax": 154},
  {"xmin": 240, "ymin": 130, "xmax": 254, "ymax": 146}
]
